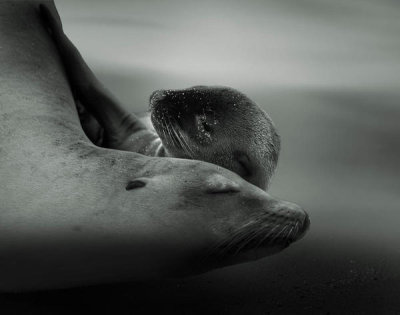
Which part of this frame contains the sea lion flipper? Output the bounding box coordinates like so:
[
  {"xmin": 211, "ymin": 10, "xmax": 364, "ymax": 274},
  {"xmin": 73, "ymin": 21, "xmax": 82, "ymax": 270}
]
[
  {"xmin": 39, "ymin": 3, "xmax": 63, "ymax": 36},
  {"xmin": 40, "ymin": 3, "xmax": 147, "ymax": 149}
]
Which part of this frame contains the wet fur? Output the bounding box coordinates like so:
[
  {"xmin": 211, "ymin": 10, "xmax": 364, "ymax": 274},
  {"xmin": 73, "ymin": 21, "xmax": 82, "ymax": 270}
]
[{"xmin": 150, "ymin": 86, "xmax": 281, "ymax": 189}]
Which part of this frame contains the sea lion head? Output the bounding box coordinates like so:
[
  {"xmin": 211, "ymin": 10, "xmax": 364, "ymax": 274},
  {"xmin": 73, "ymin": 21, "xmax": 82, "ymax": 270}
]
[
  {"xmin": 125, "ymin": 157, "xmax": 309, "ymax": 275},
  {"xmin": 149, "ymin": 86, "xmax": 280, "ymax": 191}
]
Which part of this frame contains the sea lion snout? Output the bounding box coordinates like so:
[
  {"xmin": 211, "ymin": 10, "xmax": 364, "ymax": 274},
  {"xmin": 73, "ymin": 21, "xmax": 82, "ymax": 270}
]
[
  {"xmin": 209, "ymin": 187, "xmax": 310, "ymax": 258},
  {"xmin": 205, "ymin": 192, "xmax": 310, "ymax": 265},
  {"xmin": 149, "ymin": 89, "xmax": 167, "ymax": 104},
  {"xmin": 270, "ymin": 200, "xmax": 310, "ymax": 240}
]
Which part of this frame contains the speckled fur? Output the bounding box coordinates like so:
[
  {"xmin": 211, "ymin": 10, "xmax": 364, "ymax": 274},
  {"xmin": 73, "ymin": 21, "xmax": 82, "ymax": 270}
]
[{"xmin": 150, "ymin": 86, "xmax": 280, "ymax": 190}]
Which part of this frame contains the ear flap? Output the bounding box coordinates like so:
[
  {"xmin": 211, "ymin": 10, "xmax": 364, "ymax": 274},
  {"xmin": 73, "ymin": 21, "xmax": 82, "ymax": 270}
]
[
  {"xmin": 126, "ymin": 179, "xmax": 146, "ymax": 191},
  {"xmin": 234, "ymin": 151, "xmax": 252, "ymax": 177}
]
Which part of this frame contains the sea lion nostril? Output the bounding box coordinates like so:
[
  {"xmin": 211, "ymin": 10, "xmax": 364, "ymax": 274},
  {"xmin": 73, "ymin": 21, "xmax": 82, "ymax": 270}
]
[{"xmin": 149, "ymin": 90, "xmax": 167, "ymax": 107}]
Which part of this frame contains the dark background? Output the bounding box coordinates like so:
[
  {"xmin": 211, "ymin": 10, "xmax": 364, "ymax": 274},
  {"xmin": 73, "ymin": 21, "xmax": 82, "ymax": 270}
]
[{"xmin": 3, "ymin": 0, "xmax": 400, "ymax": 313}]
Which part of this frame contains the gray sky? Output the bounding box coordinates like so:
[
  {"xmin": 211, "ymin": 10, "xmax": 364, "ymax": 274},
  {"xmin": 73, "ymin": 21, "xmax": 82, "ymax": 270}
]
[{"xmin": 56, "ymin": 0, "xmax": 400, "ymax": 89}]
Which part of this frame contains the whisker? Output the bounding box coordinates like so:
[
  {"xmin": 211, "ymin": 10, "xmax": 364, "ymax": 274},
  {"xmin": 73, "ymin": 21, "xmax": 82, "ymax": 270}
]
[
  {"xmin": 255, "ymin": 224, "xmax": 280, "ymax": 249},
  {"xmin": 233, "ymin": 229, "xmax": 262, "ymax": 255},
  {"xmin": 166, "ymin": 117, "xmax": 185, "ymax": 151},
  {"xmin": 294, "ymin": 221, "xmax": 299, "ymax": 238},
  {"xmin": 286, "ymin": 224, "xmax": 295, "ymax": 242},
  {"xmin": 177, "ymin": 128, "xmax": 196, "ymax": 158},
  {"xmin": 165, "ymin": 119, "xmax": 180, "ymax": 148},
  {"xmin": 211, "ymin": 220, "xmax": 260, "ymax": 256},
  {"xmin": 204, "ymin": 214, "xmax": 305, "ymax": 262},
  {"xmin": 270, "ymin": 224, "xmax": 288, "ymax": 244},
  {"xmin": 168, "ymin": 116, "xmax": 197, "ymax": 159},
  {"xmin": 170, "ymin": 120, "xmax": 193, "ymax": 158}
]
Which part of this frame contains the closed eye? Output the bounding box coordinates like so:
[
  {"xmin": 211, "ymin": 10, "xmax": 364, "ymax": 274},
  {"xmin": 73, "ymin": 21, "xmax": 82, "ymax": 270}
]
[{"xmin": 207, "ymin": 187, "xmax": 240, "ymax": 194}]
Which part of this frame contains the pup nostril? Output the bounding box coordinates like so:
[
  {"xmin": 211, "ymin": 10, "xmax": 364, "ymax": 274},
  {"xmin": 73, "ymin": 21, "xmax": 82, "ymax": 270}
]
[{"xmin": 149, "ymin": 90, "xmax": 167, "ymax": 106}]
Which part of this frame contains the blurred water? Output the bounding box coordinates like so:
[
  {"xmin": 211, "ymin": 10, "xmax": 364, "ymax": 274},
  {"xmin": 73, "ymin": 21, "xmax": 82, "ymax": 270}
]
[
  {"xmin": 6, "ymin": 0, "xmax": 399, "ymax": 313},
  {"xmin": 56, "ymin": 0, "xmax": 400, "ymax": 89}
]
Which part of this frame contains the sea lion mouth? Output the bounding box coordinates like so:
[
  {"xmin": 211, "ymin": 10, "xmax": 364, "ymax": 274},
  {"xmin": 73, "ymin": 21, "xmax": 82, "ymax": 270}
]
[{"xmin": 206, "ymin": 209, "xmax": 310, "ymax": 265}]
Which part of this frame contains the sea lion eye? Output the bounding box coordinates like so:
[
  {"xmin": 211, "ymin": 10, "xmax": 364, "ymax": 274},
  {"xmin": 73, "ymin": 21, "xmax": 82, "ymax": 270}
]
[
  {"xmin": 202, "ymin": 122, "xmax": 212, "ymax": 132},
  {"xmin": 195, "ymin": 115, "xmax": 213, "ymax": 133},
  {"xmin": 126, "ymin": 180, "xmax": 146, "ymax": 190}
]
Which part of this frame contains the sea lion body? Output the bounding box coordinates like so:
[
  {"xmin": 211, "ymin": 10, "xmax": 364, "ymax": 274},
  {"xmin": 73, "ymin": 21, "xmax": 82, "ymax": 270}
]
[{"xmin": 0, "ymin": 1, "xmax": 309, "ymax": 291}]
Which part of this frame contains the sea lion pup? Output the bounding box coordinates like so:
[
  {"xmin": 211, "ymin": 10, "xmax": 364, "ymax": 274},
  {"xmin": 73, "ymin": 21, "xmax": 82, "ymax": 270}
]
[
  {"xmin": 40, "ymin": 6, "xmax": 280, "ymax": 190},
  {"xmin": 0, "ymin": 1, "xmax": 308, "ymax": 291}
]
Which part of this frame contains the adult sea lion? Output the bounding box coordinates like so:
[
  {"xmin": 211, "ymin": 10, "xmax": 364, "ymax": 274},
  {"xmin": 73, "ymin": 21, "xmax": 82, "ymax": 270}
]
[
  {"xmin": 0, "ymin": 1, "xmax": 309, "ymax": 291},
  {"xmin": 40, "ymin": 5, "xmax": 280, "ymax": 190}
]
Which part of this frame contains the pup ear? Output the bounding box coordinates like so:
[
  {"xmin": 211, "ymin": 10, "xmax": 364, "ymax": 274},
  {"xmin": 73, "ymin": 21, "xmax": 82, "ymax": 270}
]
[
  {"xmin": 234, "ymin": 151, "xmax": 252, "ymax": 177},
  {"xmin": 205, "ymin": 174, "xmax": 241, "ymax": 194}
]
